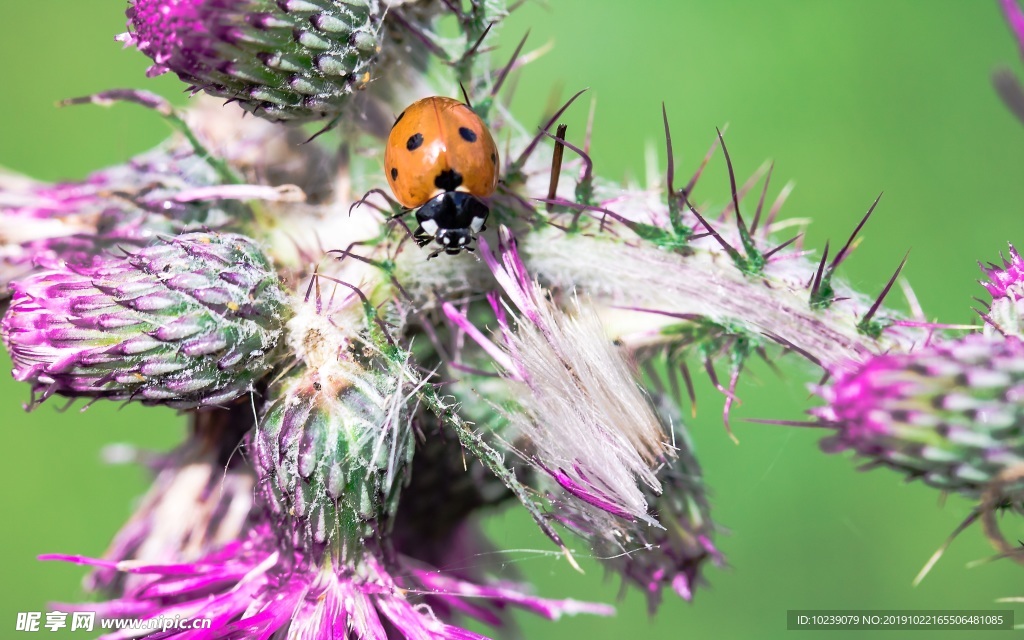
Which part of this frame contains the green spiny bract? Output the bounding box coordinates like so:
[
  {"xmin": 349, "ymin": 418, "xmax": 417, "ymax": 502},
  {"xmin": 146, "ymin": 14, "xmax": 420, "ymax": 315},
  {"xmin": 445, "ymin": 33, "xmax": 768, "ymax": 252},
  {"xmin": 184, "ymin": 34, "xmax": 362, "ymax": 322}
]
[
  {"xmin": 1, "ymin": 232, "xmax": 288, "ymax": 408},
  {"xmin": 815, "ymin": 334, "xmax": 1024, "ymax": 502},
  {"xmin": 124, "ymin": 0, "xmax": 384, "ymax": 122}
]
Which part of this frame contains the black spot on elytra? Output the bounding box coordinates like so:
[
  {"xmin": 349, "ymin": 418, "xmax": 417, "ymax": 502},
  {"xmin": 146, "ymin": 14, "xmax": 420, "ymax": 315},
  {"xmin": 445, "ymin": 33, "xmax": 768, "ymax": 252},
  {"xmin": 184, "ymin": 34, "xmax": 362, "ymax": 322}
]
[
  {"xmin": 490, "ymin": 152, "xmax": 497, "ymax": 164},
  {"xmin": 407, "ymin": 133, "xmax": 424, "ymax": 151},
  {"xmin": 391, "ymin": 110, "xmax": 405, "ymax": 130},
  {"xmin": 390, "ymin": 167, "xmax": 398, "ymax": 180},
  {"xmin": 458, "ymin": 127, "xmax": 477, "ymax": 142},
  {"xmin": 434, "ymin": 169, "xmax": 463, "ymax": 191}
]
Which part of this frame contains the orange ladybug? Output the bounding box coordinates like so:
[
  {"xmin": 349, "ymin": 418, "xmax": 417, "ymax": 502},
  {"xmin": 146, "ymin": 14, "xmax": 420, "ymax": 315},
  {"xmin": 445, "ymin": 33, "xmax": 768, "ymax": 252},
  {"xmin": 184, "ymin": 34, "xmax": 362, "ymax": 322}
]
[{"xmin": 384, "ymin": 96, "xmax": 499, "ymax": 257}]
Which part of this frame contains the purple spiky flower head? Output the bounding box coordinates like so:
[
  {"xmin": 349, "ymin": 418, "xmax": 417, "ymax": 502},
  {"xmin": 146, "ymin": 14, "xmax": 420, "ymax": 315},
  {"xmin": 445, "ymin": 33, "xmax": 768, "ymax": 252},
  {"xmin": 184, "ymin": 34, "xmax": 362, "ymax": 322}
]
[
  {"xmin": 444, "ymin": 226, "xmax": 675, "ymax": 527},
  {"xmin": 979, "ymin": 243, "xmax": 1024, "ymax": 337},
  {"xmin": 0, "ymin": 145, "xmax": 248, "ymax": 299},
  {"xmin": 814, "ymin": 334, "xmax": 1024, "ymax": 501},
  {"xmin": 1, "ymin": 232, "xmax": 289, "ymax": 408},
  {"xmin": 121, "ymin": 0, "xmax": 383, "ymax": 122},
  {"xmin": 46, "ymin": 511, "xmax": 613, "ymax": 639}
]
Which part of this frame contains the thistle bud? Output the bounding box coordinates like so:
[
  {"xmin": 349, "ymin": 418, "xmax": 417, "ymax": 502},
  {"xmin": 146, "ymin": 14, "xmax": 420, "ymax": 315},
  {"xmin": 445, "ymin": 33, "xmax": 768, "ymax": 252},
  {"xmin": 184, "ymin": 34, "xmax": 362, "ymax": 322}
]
[
  {"xmin": 251, "ymin": 297, "xmax": 417, "ymax": 549},
  {"xmin": 815, "ymin": 334, "xmax": 1024, "ymax": 501},
  {"xmin": 123, "ymin": 0, "xmax": 383, "ymax": 122},
  {"xmin": 0, "ymin": 146, "xmax": 249, "ymax": 298},
  {"xmin": 1, "ymin": 232, "xmax": 288, "ymax": 408}
]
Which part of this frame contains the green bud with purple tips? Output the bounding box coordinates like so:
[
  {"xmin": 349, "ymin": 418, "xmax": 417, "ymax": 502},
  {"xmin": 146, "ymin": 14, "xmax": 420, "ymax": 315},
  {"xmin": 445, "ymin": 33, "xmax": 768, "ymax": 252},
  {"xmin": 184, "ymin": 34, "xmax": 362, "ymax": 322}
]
[
  {"xmin": 123, "ymin": 0, "xmax": 384, "ymax": 122},
  {"xmin": 1, "ymin": 232, "xmax": 289, "ymax": 408}
]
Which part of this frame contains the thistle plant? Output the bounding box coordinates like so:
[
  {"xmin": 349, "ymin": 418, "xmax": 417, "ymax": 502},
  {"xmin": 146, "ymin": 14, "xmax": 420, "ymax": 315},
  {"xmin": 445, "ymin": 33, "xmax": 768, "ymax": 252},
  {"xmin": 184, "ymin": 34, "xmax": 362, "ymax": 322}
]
[{"xmin": 5, "ymin": 0, "xmax": 1024, "ymax": 637}]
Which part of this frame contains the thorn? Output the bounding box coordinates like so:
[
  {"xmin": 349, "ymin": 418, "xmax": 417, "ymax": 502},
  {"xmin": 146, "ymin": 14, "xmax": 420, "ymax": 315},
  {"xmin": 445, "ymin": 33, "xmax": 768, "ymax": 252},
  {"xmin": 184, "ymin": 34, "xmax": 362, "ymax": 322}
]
[
  {"xmin": 703, "ymin": 358, "xmax": 740, "ymax": 406},
  {"xmin": 763, "ymin": 233, "xmax": 801, "ymax": 260},
  {"xmin": 463, "ymin": 21, "xmax": 494, "ymax": 61},
  {"xmin": 491, "ymin": 31, "xmax": 530, "ymax": 97},
  {"xmin": 899, "ymin": 279, "xmax": 926, "ymax": 322},
  {"xmin": 642, "ymin": 359, "xmax": 666, "ymax": 396},
  {"xmin": 716, "ymin": 127, "xmax": 749, "ymax": 239},
  {"xmin": 438, "ymin": 0, "xmax": 463, "ymax": 17},
  {"xmin": 584, "ymin": 95, "xmax": 597, "ymax": 156},
  {"xmin": 546, "ymin": 124, "xmax": 568, "ymax": 211},
  {"xmin": 810, "ymin": 241, "xmax": 830, "ymax": 297},
  {"xmin": 303, "ymin": 113, "xmax": 341, "ymax": 144},
  {"xmin": 750, "ymin": 162, "xmax": 774, "ymax": 236},
  {"xmin": 513, "ymin": 88, "xmax": 588, "ymax": 170},
  {"xmin": 861, "ymin": 250, "xmax": 910, "ymax": 328},
  {"xmin": 683, "ymin": 195, "xmax": 744, "ymax": 264},
  {"xmin": 912, "ymin": 508, "xmax": 981, "ymax": 587},
  {"xmin": 459, "ymin": 81, "xmax": 473, "ymax": 108},
  {"xmin": 667, "ymin": 350, "xmax": 697, "ymax": 417},
  {"xmin": 314, "ymin": 274, "xmax": 397, "ymax": 349},
  {"xmin": 723, "ymin": 367, "xmax": 741, "ymax": 444},
  {"xmin": 662, "ymin": 102, "xmax": 676, "ymax": 197},
  {"xmin": 762, "ymin": 332, "xmax": 822, "ymax": 367},
  {"xmin": 720, "ymin": 161, "xmax": 770, "ymax": 223},
  {"xmin": 682, "ymin": 128, "xmax": 724, "ymax": 199},
  {"xmin": 816, "ymin": 370, "xmax": 831, "ymax": 387},
  {"xmin": 388, "ymin": 11, "xmax": 448, "ymax": 59},
  {"xmin": 762, "ymin": 180, "xmax": 794, "ymax": 232},
  {"xmin": 532, "ymin": 197, "xmax": 634, "ymax": 230},
  {"xmin": 827, "ymin": 193, "xmax": 882, "ymax": 274},
  {"xmin": 563, "ymin": 545, "xmax": 584, "ymax": 573}
]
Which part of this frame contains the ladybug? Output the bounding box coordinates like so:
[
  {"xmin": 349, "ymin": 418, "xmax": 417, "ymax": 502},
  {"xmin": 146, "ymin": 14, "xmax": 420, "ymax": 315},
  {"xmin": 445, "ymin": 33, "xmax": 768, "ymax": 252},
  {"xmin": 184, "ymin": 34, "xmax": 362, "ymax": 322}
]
[{"xmin": 384, "ymin": 96, "xmax": 500, "ymax": 257}]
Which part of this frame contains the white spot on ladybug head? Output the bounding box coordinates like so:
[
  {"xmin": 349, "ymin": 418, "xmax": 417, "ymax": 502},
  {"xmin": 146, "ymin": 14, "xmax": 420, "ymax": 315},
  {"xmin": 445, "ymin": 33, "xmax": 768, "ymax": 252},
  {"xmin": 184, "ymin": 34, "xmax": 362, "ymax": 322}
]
[
  {"xmin": 459, "ymin": 236, "xmax": 468, "ymax": 246},
  {"xmin": 442, "ymin": 235, "xmax": 451, "ymax": 245}
]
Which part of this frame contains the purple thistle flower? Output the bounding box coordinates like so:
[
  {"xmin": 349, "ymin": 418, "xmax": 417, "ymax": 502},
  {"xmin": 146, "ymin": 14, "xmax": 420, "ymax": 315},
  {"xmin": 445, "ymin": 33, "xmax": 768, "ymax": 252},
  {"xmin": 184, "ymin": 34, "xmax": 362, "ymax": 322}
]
[
  {"xmin": 814, "ymin": 334, "xmax": 1024, "ymax": 500},
  {"xmin": 1, "ymin": 232, "xmax": 288, "ymax": 408},
  {"xmin": 979, "ymin": 243, "xmax": 1024, "ymax": 337},
  {"xmin": 46, "ymin": 514, "xmax": 612, "ymax": 639},
  {"xmin": 444, "ymin": 227, "xmax": 676, "ymax": 531},
  {"xmin": 0, "ymin": 146, "xmax": 248, "ymax": 299},
  {"xmin": 121, "ymin": 0, "xmax": 384, "ymax": 122},
  {"xmin": 14, "ymin": 0, "xmax": 1006, "ymax": 630}
]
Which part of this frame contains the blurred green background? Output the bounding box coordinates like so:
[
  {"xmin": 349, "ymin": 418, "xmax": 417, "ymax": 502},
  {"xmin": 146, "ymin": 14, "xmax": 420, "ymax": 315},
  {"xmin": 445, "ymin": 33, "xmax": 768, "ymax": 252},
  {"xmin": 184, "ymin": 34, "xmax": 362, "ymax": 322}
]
[{"xmin": 3, "ymin": 1, "xmax": 1024, "ymax": 638}]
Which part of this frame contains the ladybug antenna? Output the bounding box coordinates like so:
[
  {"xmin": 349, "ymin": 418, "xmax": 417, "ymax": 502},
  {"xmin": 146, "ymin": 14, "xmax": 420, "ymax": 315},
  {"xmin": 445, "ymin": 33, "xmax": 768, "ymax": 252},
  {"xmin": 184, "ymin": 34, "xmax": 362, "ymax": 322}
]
[{"xmin": 459, "ymin": 82, "xmax": 474, "ymax": 109}]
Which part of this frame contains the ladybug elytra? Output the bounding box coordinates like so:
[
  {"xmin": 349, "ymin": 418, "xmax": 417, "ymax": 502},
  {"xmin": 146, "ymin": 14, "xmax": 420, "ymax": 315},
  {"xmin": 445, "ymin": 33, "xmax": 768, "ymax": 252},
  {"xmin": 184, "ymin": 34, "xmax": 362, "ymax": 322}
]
[{"xmin": 384, "ymin": 96, "xmax": 499, "ymax": 257}]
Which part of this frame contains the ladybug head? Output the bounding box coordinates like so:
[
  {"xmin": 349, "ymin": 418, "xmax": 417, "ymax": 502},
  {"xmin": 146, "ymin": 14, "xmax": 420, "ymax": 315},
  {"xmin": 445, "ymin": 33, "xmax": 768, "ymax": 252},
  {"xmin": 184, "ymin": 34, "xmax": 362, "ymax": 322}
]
[{"xmin": 414, "ymin": 191, "xmax": 489, "ymax": 255}]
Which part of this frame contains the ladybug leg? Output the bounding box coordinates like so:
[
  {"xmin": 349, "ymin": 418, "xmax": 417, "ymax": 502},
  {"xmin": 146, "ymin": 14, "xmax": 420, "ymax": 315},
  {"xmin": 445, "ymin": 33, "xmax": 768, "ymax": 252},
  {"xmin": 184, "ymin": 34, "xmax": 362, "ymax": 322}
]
[
  {"xmin": 349, "ymin": 188, "xmax": 404, "ymax": 217},
  {"xmin": 426, "ymin": 247, "xmax": 445, "ymax": 260},
  {"xmin": 413, "ymin": 227, "xmax": 434, "ymax": 247}
]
